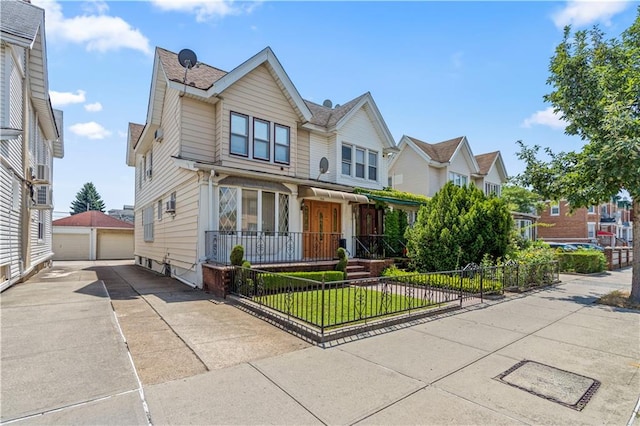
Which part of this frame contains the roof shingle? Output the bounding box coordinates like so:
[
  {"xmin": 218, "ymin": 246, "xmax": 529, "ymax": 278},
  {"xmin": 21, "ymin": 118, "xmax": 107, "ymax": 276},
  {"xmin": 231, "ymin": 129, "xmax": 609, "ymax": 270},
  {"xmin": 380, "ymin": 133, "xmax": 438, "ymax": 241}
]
[
  {"xmin": 475, "ymin": 151, "xmax": 499, "ymax": 175},
  {"xmin": 0, "ymin": 0, "xmax": 43, "ymax": 43},
  {"xmin": 407, "ymin": 136, "xmax": 464, "ymax": 163},
  {"xmin": 156, "ymin": 47, "xmax": 228, "ymax": 91},
  {"xmin": 53, "ymin": 211, "xmax": 134, "ymax": 229}
]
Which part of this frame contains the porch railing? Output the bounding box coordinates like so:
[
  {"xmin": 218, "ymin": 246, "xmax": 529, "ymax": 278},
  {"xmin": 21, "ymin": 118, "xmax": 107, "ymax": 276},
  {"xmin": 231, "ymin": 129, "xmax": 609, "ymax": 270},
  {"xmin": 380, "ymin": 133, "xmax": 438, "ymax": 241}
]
[
  {"xmin": 205, "ymin": 231, "xmax": 342, "ymax": 265},
  {"xmin": 352, "ymin": 235, "xmax": 406, "ymax": 259}
]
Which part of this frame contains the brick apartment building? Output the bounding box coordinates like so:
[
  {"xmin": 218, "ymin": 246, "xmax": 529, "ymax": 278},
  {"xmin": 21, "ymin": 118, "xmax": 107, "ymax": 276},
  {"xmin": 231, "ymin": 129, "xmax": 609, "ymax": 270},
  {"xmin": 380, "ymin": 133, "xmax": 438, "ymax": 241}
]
[{"xmin": 537, "ymin": 199, "xmax": 634, "ymax": 246}]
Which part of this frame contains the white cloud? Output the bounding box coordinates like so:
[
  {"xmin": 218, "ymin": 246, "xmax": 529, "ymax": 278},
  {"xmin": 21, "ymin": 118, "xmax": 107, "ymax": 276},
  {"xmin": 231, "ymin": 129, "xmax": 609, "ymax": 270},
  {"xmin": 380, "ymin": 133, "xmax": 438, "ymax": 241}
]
[
  {"xmin": 84, "ymin": 102, "xmax": 103, "ymax": 112},
  {"xmin": 150, "ymin": 0, "xmax": 259, "ymax": 22},
  {"xmin": 69, "ymin": 121, "xmax": 112, "ymax": 139},
  {"xmin": 81, "ymin": 0, "xmax": 109, "ymax": 15},
  {"xmin": 522, "ymin": 107, "xmax": 568, "ymax": 130},
  {"xmin": 32, "ymin": 0, "xmax": 151, "ymax": 54},
  {"xmin": 552, "ymin": 1, "xmax": 630, "ymax": 29},
  {"xmin": 49, "ymin": 90, "xmax": 86, "ymax": 107}
]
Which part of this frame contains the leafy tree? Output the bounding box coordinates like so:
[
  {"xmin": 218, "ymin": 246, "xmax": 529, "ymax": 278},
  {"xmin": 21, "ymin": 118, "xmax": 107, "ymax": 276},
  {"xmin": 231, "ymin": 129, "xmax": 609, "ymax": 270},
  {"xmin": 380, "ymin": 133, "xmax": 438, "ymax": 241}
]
[
  {"xmin": 383, "ymin": 208, "xmax": 408, "ymax": 255},
  {"xmin": 70, "ymin": 182, "xmax": 106, "ymax": 214},
  {"xmin": 501, "ymin": 183, "xmax": 544, "ymax": 214},
  {"xmin": 514, "ymin": 9, "xmax": 640, "ymax": 301},
  {"xmin": 405, "ymin": 182, "xmax": 513, "ymax": 272}
]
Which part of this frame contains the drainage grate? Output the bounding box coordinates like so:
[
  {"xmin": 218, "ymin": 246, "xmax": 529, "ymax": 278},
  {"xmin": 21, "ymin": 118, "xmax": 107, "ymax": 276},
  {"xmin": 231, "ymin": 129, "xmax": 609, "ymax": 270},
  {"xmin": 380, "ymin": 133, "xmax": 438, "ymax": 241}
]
[{"xmin": 494, "ymin": 360, "xmax": 600, "ymax": 411}]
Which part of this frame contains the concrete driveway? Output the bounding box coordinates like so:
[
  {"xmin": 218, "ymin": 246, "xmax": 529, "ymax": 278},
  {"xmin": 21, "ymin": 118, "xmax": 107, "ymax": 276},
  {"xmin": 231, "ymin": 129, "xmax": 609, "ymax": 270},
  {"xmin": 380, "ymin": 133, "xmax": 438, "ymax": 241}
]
[{"xmin": 1, "ymin": 261, "xmax": 638, "ymax": 425}]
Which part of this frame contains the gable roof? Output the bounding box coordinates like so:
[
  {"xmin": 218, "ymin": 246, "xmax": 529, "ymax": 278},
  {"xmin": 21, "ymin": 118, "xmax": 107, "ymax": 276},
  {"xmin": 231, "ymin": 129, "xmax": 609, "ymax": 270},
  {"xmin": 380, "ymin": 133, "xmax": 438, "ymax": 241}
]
[
  {"xmin": 156, "ymin": 47, "xmax": 227, "ymax": 91},
  {"xmin": 406, "ymin": 136, "xmax": 465, "ymax": 163},
  {"xmin": 475, "ymin": 151, "xmax": 499, "ymax": 175},
  {"xmin": 53, "ymin": 211, "xmax": 134, "ymax": 229},
  {"xmin": 304, "ymin": 93, "xmax": 369, "ymax": 128},
  {"xmin": 126, "ymin": 122, "xmax": 144, "ymax": 166},
  {"xmin": 0, "ymin": 0, "xmax": 42, "ymax": 44}
]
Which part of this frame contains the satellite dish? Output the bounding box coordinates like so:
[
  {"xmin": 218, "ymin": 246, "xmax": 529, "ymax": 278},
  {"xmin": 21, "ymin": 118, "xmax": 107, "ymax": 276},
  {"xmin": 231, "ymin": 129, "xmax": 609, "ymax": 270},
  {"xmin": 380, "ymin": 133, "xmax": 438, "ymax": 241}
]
[
  {"xmin": 322, "ymin": 99, "xmax": 333, "ymax": 108},
  {"xmin": 319, "ymin": 157, "xmax": 329, "ymax": 174},
  {"xmin": 178, "ymin": 48, "xmax": 197, "ymax": 69}
]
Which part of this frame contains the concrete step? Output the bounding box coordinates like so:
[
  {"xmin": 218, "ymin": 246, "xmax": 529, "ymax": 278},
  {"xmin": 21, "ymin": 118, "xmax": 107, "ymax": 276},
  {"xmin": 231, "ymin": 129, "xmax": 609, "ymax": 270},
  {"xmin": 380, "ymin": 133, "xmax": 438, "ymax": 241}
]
[
  {"xmin": 347, "ymin": 271, "xmax": 371, "ymax": 280},
  {"xmin": 346, "ymin": 264, "xmax": 366, "ymax": 272}
]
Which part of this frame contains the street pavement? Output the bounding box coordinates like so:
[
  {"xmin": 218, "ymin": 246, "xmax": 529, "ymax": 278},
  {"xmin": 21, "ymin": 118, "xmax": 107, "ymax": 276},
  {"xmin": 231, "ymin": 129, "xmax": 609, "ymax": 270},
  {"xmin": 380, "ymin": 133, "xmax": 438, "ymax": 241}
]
[{"xmin": 1, "ymin": 261, "xmax": 638, "ymax": 425}]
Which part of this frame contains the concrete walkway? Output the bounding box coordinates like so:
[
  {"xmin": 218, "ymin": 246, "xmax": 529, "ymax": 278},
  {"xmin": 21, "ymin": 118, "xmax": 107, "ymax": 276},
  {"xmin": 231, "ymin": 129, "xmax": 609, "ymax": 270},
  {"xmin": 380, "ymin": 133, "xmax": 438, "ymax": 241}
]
[{"xmin": 1, "ymin": 261, "xmax": 638, "ymax": 425}]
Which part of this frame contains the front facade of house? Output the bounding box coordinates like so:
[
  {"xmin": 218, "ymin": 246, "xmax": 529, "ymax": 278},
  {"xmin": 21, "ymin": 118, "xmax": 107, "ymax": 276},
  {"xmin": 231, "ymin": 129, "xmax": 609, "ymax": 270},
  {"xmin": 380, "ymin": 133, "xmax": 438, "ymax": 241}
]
[
  {"xmin": 0, "ymin": 0, "xmax": 63, "ymax": 291},
  {"xmin": 537, "ymin": 199, "xmax": 633, "ymax": 246},
  {"xmin": 127, "ymin": 47, "xmax": 397, "ymax": 287},
  {"xmin": 388, "ymin": 135, "xmax": 508, "ymax": 198}
]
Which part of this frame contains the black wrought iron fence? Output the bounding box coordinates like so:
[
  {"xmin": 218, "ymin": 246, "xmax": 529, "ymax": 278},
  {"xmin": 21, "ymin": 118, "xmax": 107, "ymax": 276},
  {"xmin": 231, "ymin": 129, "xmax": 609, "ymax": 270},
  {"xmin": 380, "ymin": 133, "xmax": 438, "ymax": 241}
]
[
  {"xmin": 229, "ymin": 261, "xmax": 559, "ymax": 343},
  {"xmin": 352, "ymin": 235, "xmax": 406, "ymax": 259}
]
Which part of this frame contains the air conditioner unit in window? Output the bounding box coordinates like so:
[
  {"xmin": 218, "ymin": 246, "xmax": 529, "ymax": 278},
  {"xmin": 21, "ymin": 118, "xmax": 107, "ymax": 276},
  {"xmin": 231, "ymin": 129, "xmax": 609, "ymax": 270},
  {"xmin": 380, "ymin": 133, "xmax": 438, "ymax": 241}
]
[
  {"xmin": 165, "ymin": 199, "xmax": 176, "ymax": 213},
  {"xmin": 34, "ymin": 164, "xmax": 50, "ymax": 183},
  {"xmin": 31, "ymin": 184, "xmax": 52, "ymax": 209},
  {"xmin": 154, "ymin": 128, "xmax": 164, "ymax": 142}
]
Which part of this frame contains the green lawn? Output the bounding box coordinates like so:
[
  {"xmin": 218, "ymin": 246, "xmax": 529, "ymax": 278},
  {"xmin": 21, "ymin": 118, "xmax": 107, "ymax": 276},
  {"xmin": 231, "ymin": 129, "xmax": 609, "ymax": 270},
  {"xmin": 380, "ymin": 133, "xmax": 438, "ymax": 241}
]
[{"xmin": 256, "ymin": 286, "xmax": 436, "ymax": 328}]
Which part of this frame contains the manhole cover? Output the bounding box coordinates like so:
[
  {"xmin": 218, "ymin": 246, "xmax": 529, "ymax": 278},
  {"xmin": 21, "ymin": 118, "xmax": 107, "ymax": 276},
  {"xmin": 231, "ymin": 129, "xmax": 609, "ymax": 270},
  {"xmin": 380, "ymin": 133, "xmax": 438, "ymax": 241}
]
[{"xmin": 494, "ymin": 360, "xmax": 600, "ymax": 411}]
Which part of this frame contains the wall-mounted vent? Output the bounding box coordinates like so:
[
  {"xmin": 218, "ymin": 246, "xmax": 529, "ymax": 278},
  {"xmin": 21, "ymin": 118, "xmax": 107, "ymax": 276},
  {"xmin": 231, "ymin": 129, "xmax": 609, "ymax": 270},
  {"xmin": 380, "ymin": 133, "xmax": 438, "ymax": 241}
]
[{"xmin": 154, "ymin": 128, "xmax": 164, "ymax": 142}]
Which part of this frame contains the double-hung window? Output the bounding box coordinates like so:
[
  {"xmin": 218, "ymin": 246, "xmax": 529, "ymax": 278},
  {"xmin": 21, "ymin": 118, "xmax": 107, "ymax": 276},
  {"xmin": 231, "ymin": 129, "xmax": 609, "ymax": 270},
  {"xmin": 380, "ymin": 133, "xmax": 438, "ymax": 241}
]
[
  {"xmin": 253, "ymin": 119, "xmax": 270, "ymax": 161},
  {"xmin": 449, "ymin": 172, "xmax": 468, "ymax": 187},
  {"xmin": 341, "ymin": 145, "xmax": 352, "ymax": 175},
  {"xmin": 368, "ymin": 151, "xmax": 378, "ymax": 181},
  {"xmin": 274, "ymin": 124, "xmax": 290, "ymax": 164},
  {"xmin": 355, "ymin": 148, "xmax": 365, "ymax": 178},
  {"xmin": 143, "ymin": 205, "xmax": 154, "ymax": 242},
  {"xmin": 550, "ymin": 202, "xmax": 560, "ymax": 216},
  {"xmin": 230, "ymin": 112, "xmax": 249, "ymax": 156}
]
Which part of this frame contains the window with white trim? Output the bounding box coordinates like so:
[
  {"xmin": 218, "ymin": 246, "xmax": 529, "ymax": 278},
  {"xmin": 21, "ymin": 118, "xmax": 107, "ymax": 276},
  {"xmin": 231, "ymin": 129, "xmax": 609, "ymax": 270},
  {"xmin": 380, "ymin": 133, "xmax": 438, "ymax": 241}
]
[
  {"xmin": 485, "ymin": 182, "xmax": 501, "ymax": 196},
  {"xmin": 587, "ymin": 205, "xmax": 595, "ymax": 214},
  {"xmin": 587, "ymin": 222, "xmax": 596, "ymax": 238},
  {"xmin": 449, "ymin": 172, "xmax": 468, "ymax": 187},
  {"xmin": 341, "ymin": 144, "xmax": 378, "ymax": 181},
  {"xmin": 517, "ymin": 219, "xmax": 533, "ymax": 240},
  {"xmin": 550, "ymin": 202, "xmax": 560, "ymax": 216},
  {"xmin": 143, "ymin": 205, "xmax": 154, "ymax": 242},
  {"xmin": 157, "ymin": 199, "xmax": 162, "ymax": 220},
  {"xmin": 219, "ymin": 186, "xmax": 289, "ymax": 233}
]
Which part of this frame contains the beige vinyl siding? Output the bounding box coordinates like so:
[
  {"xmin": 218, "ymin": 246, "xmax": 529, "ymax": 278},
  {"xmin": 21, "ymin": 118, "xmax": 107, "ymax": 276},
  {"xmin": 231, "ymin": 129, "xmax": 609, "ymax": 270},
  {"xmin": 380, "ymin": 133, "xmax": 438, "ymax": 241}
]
[
  {"xmin": 296, "ymin": 129, "xmax": 310, "ymax": 179},
  {"xmin": 28, "ymin": 33, "xmax": 46, "ymax": 98},
  {"xmin": 1, "ymin": 46, "xmax": 25, "ymax": 174},
  {"xmin": 180, "ymin": 96, "xmax": 216, "ymax": 162},
  {"xmin": 0, "ymin": 165, "xmax": 22, "ymax": 282},
  {"xmin": 389, "ymin": 146, "xmax": 431, "ymax": 197},
  {"xmin": 336, "ymin": 107, "xmax": 386, "ymax": 190},
  {"xmin": 219, "ymin": 64, "xmax": 299, "ymax": 176},
  {"xmin": 309, "ymin": 133, "xmax": 331, "ymax": 181},
  {"xmin": 135, "ymin": 175, "xmax": 200, "ymax": 269}
]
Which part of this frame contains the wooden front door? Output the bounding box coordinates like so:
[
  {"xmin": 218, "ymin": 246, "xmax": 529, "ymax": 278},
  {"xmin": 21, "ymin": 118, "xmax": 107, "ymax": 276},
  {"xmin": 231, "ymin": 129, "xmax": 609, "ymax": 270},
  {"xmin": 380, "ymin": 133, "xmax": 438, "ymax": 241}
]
[
  {"xmin": 355, "ymin": 204, "xmax": 384, "ymax": 258},
  {"xmin": 303, "ymin": 200, "xmax": 341, "ymax": 259}
]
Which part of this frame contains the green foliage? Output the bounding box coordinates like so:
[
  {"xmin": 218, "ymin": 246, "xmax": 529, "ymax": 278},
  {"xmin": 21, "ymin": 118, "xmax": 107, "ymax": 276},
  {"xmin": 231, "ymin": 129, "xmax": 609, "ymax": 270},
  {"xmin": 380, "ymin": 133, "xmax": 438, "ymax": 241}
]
[
  {"xmin": 335, "ymin": 247, "xmax": 348, "ymax": 279},
  {"xmin": 241, "ymin": 260, "xmax": 251, "ymax": 269},
  {"xmin": 230, "ymin": 245, "xmax": 244, "ymax": 266},
  {"xmin": 383, "ymin": 209, "xmax": 408, "ymax": 254},
  {"xmin": 501, "ymin": 183, "xmax": 544, "ymax": 214},
  {"xmin": 70, "ymin": 182, "xmax": 106, "ymax": 214},
  {"xmin": 509, "ymin": 242, "xmax": 557, "ymax": 264},
  {"xmin": 353, "ymin": 187, "xmax": 430, "ymax": 205},
  {"xmin": 557, "ymin": 251, "xmax": 606, "ymax": 274},
  {"xmin": 258, "ymin": 271, "xmax": 345, "ymax": 291},
  {"xmin": 405, "ymin": 182, "xmax": 513, "ymax": 272},
  {"xmin": 513, "ymin": 9, "xmax": 640, "ymax": 300}
]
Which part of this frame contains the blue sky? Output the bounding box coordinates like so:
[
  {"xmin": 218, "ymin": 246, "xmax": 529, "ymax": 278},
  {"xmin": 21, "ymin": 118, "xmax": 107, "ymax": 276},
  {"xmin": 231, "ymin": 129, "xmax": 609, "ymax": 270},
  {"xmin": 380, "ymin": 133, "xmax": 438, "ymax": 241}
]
[{"xmin": 35, "ymin": 0, "xmax": 637, "ymax": 216}]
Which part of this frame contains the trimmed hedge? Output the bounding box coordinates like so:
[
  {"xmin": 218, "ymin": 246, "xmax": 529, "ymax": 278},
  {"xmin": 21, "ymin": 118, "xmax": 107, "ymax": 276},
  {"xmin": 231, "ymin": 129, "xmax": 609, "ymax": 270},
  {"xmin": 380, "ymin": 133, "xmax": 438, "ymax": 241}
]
[
  {"xmin": 257, "ymin": 271, "xmax": 345, "ymax": 291},
  {"xmin": 557, "ymin": 250, "xmax": 606, "ymax": 274}
]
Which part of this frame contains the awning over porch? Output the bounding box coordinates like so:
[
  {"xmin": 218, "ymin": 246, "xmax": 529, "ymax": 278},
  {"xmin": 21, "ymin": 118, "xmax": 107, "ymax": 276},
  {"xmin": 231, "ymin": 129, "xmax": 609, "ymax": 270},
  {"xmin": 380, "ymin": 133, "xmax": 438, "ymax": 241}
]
[
  {"xmin": 219, "ymin": 176, "xmax": 291, "ymax": 193},
  {"xmin": 299, "ymin": 186, "xmax": 369, "ymax": 203},
  {"xmin": 597, "ymin": 230, "xmax": 614, "ymax": 236},
  {"xmin": 365, "ymin": 194, "xmax": 425, "ymax": 207}
]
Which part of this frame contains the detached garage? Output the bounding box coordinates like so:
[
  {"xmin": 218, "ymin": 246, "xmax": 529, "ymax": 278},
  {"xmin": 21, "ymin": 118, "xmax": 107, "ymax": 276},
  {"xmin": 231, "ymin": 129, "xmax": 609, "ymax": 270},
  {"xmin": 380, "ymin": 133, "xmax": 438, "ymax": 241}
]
[{"xmin": 53, "ymin": 211, "xmax": 134, "ymax": 261}]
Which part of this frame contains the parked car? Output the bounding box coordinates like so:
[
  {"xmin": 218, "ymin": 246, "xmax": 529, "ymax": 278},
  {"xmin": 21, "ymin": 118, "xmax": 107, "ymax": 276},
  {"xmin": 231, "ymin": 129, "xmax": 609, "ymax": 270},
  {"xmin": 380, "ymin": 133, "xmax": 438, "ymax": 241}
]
[
  {"xmin": 546, "ymin": 242, "xmax": 579, "ymax": 251},
  {"xmin": 571, "ymin": 243, "xmax": 605, "ymax": 251}
]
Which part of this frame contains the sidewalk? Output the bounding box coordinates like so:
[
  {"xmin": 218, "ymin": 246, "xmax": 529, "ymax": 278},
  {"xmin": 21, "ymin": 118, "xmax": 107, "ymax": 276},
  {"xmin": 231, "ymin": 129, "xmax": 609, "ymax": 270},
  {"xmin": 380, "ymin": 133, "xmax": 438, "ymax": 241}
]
[{"xmin": 2, "ymin": 261, "xmax": 638, "ymax": 425}]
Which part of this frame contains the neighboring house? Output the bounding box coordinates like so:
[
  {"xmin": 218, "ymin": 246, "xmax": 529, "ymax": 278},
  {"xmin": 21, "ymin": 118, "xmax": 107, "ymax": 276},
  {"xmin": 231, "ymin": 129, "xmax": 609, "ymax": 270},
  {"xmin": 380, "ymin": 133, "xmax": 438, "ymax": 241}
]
[
  {"xmin": 108, "ymin": 205, "xmax": 134, "ymax": 224},
  {"xmin": 52, "ymin": 211, "xmax": 134, "ymax": 261},
  {"xmin": 0, "ymin": 0, "xmax": 64, "ymax": 291},
  {"xmin": 388, "ymin": 135, "xmax": 508, "ymax": 197},
  {"xmin": 512, "ymin": 211, "xmax": 539, "ymax": 241},
  {"xmin": 537, "ymin": 199, "xmax": 633, "ymax": 247},
  {"xmin": 127, "ymin": 46, "xmax": 397, "ymax": 287}
]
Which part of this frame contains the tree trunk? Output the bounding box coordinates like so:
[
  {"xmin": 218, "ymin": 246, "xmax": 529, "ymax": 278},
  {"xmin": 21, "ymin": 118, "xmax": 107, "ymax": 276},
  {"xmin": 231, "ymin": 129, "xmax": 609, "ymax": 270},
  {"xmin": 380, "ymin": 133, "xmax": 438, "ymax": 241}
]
[{"xmin": 631, "ymin": 199, "xmax": 640, "ymax": 302}]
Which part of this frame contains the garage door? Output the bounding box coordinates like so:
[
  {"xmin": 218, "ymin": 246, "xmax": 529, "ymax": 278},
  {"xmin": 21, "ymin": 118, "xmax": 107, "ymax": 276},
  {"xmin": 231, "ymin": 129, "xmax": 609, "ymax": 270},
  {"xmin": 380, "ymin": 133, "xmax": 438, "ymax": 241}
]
[
  {"xmin": 97, "ymin": 230, "xmax": 134, "ymax": 260},
  {"xmin": 53, "ymin": 233, "xmax": 90, "ymax": 260}
]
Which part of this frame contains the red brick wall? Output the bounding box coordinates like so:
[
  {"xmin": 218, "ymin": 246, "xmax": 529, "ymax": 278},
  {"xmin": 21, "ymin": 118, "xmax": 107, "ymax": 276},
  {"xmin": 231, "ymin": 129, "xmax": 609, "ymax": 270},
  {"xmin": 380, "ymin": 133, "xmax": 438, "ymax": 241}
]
[{"xmin": 537, "ymin": 201, "xmax": 599, "ymax": 240}]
